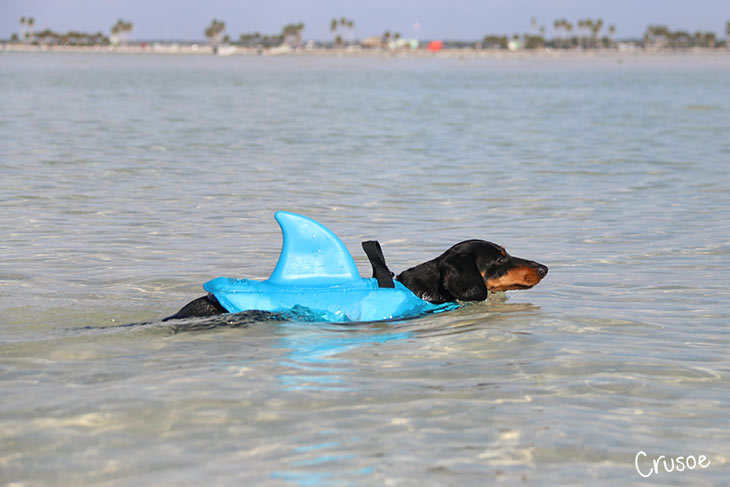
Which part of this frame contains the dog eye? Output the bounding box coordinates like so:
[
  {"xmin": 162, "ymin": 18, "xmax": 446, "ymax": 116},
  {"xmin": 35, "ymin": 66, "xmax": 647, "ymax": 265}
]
[{"xmin": 496, "ymin": 255, "xmax": 508, "ymax": 265}]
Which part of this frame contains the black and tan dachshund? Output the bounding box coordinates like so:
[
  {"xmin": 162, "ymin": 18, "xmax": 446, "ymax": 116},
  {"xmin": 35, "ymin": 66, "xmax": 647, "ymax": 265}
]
[
  {"xmin": 396, "ymin": 239, "xmax": 547, "ymax": 304},
  {"xmin": 165, "ymin": 239, "xmax": 547, "ymax": 321}
]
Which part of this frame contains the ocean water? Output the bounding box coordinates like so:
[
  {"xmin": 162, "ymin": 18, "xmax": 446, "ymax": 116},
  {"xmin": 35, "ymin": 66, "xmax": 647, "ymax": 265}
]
[{"xmin": 1, "ymin": 51, "xmax": 729, "ymax": 486}]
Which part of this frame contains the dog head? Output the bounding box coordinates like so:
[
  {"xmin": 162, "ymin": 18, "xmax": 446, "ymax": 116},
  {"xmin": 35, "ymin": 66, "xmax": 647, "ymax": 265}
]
[{"xmin": 439, "ymin": 239, "xmax": 548, "ymax": 300}]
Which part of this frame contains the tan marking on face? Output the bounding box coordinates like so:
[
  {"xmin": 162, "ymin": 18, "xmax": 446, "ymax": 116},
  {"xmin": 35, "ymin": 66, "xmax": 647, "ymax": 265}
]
[{"xmin": 484, "ymin": 266, "xmax": 543, "ymax": 291}]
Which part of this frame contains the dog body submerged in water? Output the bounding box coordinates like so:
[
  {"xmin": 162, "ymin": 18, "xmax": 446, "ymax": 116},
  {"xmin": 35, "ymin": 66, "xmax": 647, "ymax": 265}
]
[{"xmin": 165, "ymin": 239, "xmax": 547, "ymax": 321}]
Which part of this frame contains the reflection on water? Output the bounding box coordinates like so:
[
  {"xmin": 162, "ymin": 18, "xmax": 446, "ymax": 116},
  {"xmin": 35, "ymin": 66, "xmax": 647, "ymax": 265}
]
[
  {"xmin": 277, "ymin": 326, "xmax": 413, "ymax": 391},
  {"xmin": 269, "ymin": 300, "xmax": 543, "ymax": 485}
]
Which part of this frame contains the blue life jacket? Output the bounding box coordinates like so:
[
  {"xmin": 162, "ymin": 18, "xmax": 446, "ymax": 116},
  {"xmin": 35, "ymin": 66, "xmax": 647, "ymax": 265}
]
[{"xmin": 203, "ymin": 212, "xmax": 458, "ymax": 322}]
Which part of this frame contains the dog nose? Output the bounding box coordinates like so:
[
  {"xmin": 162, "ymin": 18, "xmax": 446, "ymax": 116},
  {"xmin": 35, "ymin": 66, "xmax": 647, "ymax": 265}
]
[{"xmin": 536, "ymin": 264, "xmax": 548, "ymax": 278}]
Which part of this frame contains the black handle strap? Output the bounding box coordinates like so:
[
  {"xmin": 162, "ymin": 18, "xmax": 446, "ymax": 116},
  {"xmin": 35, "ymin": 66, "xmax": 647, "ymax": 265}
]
[{"xmin": 361, "ymin": 240, "xmax": 395, "ymax": 288}]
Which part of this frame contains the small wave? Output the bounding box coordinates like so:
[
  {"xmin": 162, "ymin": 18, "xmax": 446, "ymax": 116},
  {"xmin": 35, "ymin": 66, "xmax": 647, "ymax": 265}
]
[{"xmin": 685, "ymin": 104, "xmax": 718, "ymax": 111}]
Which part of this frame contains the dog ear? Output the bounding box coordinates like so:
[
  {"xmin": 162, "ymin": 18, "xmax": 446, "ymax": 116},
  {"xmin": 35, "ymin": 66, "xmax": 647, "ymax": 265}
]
[{"xmin": 439, "ymin": 253, "xmax": 488, "ymax": 302}]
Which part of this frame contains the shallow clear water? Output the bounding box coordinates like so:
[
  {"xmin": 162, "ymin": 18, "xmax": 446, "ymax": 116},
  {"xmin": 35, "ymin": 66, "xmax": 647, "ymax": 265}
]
[{"xmin": 1, "ymin": 51, "xmax": 729, "ymax": 486}]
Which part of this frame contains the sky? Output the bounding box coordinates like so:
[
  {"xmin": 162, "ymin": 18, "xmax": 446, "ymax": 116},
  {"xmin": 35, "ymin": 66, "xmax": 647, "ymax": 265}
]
[{"xmin": 2, "ymin": 0, "xmax": 729, "ymax": 42}]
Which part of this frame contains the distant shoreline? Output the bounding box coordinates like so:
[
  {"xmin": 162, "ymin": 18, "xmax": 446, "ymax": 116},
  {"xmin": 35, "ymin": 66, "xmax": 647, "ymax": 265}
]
[{"xmin": 3, "ymin": 42, "xmax": 729, "ymax": 60}]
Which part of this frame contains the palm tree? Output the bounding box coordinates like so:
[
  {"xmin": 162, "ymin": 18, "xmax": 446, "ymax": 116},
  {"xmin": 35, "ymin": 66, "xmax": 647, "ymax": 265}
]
[
  {"xmin": 331, "ymin": 18, "xmax": 355, "ymax": 47},
  {"xmin": 608, "ymin": 24, "xmax": 616, "ymax": 48},
  {"xmin": 282, "ymin": 23, "xmax": 305, "ymax": 47},
  {"xmin": 111, "ymin": 19, "xmax": 133, "ymax": 45},
  {"xmin": 339, "ymin": 17, "xmax": 348, "ymax": 45},
  {"xmin": 28, "ymin": 17, "xmax": 35, "ymax": 43},
  {"xmin": 591, "ymin": 18, "xmax": 603, "ymax": 48},
  {"xmin": 565, "ymin": 21, "xmax": 573, "ymax": 48},
  {"xmin": 332, "ymin": 19, "xmax": 339, "ymax": 46},
  {"xmin": 576, "ymin": 19, "xmax": 584, "ymax": 47},
  {"xmin": 726, "ymin": 21, "xmax": 730, "ymax": 49},
  {"xmin": 205, "ymin": 19, "xmax": 226, "ymax": 49},
  {"xmin": 644, "ymin": 25, "xmax": 669, "ymax": 48},
  {"xmin": 578, "ymin": 19, "xmax": 593, "ymax": 48},
  {"xmin": 330, "ymin": 18, "xmax": 339, "ymax": 47},
  {"xmin": 553, "ymin": 19, "xmax": 562, "ymax": 48},
  {"xmin": 20, "ymin": 16, "xmax": 26, "ymax": 43},
  {"xmin": 586, "ymin": 19, "xmax": 595, "ymax": 48},
  {"xmin": 554, "ymin": 18, "xmax": 573, "ymax": 48}
]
